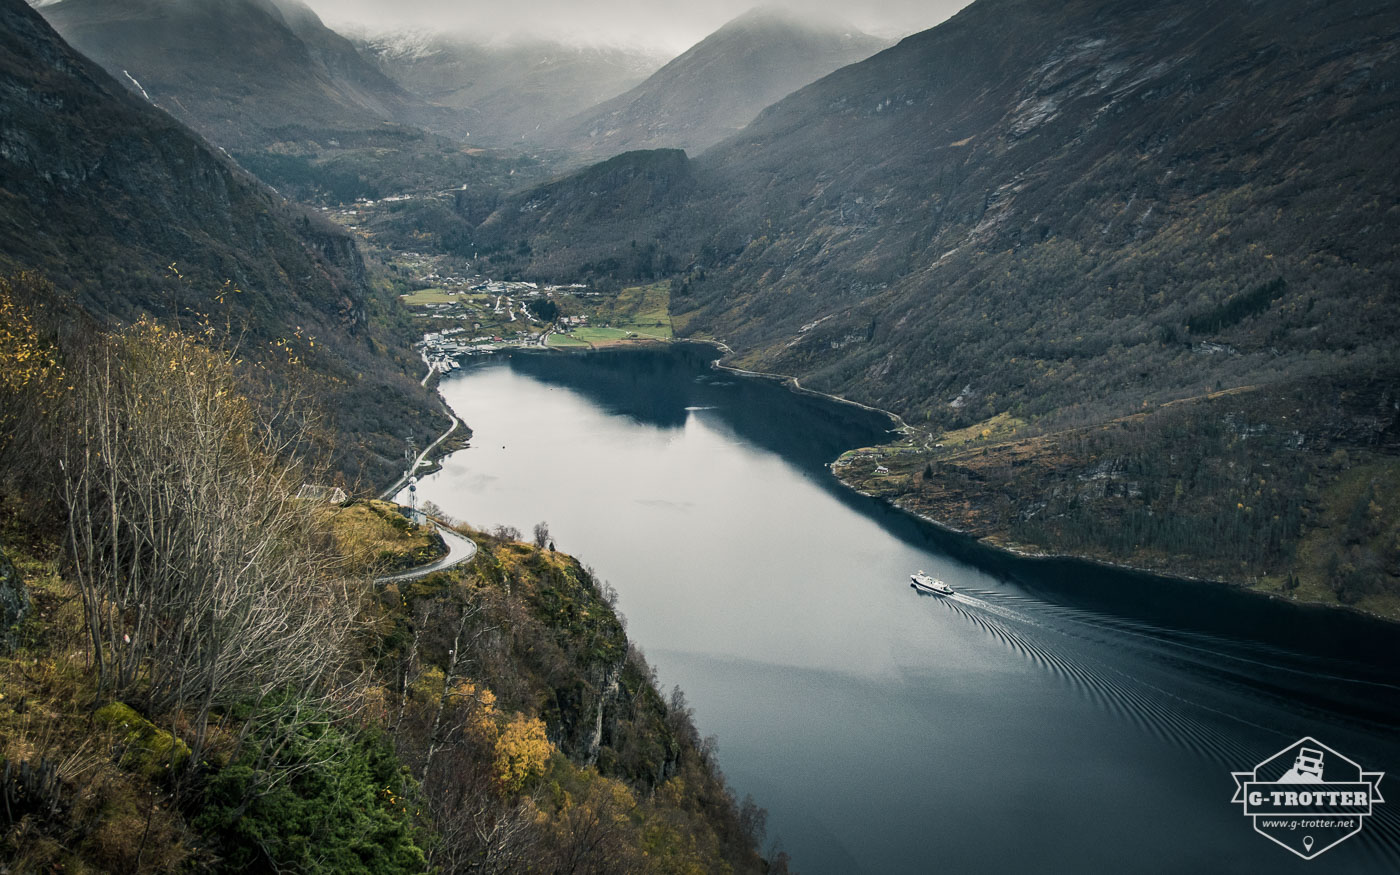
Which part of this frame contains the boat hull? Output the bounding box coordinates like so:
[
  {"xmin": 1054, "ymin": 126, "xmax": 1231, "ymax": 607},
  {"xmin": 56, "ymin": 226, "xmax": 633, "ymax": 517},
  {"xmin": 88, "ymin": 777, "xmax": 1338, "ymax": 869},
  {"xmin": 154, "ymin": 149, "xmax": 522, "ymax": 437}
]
[{"xmin": 910, "ymin": 575, "xmax": 953, "ymax": 596}]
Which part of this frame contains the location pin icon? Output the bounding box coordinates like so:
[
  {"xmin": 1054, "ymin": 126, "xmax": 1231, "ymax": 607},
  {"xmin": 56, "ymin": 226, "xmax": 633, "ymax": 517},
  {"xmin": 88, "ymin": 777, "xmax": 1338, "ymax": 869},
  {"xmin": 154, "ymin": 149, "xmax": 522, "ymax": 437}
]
[{"xmin": 1303, "ymin": 836, "xmax": 1314, "ymax": 853}]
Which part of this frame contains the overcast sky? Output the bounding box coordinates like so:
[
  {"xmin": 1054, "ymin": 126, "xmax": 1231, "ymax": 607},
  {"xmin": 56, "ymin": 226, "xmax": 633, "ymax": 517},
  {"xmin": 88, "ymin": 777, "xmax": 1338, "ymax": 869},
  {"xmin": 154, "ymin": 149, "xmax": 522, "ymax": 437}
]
[{"xmin": 305, "ymin": 0, "xmax": 973, "ymax": 54}]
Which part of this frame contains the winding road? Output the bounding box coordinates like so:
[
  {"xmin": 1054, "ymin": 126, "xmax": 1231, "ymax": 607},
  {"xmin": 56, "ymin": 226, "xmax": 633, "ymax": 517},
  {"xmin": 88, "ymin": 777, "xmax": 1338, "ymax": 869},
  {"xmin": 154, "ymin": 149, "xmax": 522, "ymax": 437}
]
[
  {"xmin": 377, "ymin": 414, "xmax": 460, "ymax": 502},
  {"xmin": 379, "ymin": 355, "xmax": 462, "ymax": 502},
  {"xmin": 372, "ymin": 354, "xmax": 478, "ymax": 584},
  {"xmin": 374, "ymin": 524, "xmax": 477, "ymax": 583}
]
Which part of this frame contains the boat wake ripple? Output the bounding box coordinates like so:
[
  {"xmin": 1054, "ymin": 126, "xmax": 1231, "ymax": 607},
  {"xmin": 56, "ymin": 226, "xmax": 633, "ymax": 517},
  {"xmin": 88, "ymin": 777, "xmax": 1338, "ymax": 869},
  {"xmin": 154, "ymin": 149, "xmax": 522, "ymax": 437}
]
[
  {"xmin": 929, "ymin": 591, "xmax": 1267, "ymax": 769},
  {"xmin": 919, "ymin": 585, "xmax": 1400, "ymax": 862},
  {"xmin": 960, "ymin": 588, "xmax": 1400, "ymax": 861}
]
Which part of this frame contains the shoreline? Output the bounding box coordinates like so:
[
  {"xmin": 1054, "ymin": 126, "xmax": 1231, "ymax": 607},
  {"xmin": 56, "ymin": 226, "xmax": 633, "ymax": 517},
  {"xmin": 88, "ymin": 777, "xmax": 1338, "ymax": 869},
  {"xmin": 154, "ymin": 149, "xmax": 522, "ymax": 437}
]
[
  {"xmin": 696, "ymin": 339, "xmax": 912, "ymax": 432},
  {"xmin": 689, "ymin": 338, "xmax": 1398, "ymax": 627},
  {"xmin": 378, "ymin": 357, "xmax": 469, "ymax": 500},
  {"xmin": 830, "ymin": 469, "xmax": 1399, "ymax": 628},
  {"xmin": 403, "ymin": 335, "xmax": 1396, "ymax": 627}
]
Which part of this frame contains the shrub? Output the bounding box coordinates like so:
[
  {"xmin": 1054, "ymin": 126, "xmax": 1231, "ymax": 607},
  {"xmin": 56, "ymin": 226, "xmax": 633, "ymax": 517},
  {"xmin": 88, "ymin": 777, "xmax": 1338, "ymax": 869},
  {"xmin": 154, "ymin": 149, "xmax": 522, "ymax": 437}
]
[{"xmin": 194, "ymin": 718, "xmax": 426, "ymax": 874}]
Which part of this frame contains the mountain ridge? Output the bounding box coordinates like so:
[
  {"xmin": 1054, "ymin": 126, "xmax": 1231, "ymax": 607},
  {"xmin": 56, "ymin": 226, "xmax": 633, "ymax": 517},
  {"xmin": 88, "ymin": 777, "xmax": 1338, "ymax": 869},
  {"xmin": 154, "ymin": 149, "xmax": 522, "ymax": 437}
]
[
  {"xmin": 357, "ymin": 31, "xmax": 667, "ymax": 147},
  {"xmin": 0, "ymin": 0, "xmax": 441, "ymax": 484},
  {"xmin": 39, "ymin": 0, "xmax": 431, "ymax": 149},
  {"xmin": 552, "ymin": 7, "xmax": 890, "ymax": 159}
]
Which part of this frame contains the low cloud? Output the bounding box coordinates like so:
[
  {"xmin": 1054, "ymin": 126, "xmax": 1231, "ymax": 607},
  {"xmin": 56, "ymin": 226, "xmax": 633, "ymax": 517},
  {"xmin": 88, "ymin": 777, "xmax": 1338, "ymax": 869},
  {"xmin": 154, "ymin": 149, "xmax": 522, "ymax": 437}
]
[{"xmin": 306, "ymin": 0, "xmax": 971, "ymax": 53}]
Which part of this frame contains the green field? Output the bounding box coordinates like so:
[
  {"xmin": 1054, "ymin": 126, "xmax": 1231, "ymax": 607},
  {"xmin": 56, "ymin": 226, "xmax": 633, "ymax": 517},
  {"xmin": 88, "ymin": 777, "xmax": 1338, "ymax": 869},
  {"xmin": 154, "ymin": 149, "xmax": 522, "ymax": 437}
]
[
  {"xmin": 545, "ymin": 333, "xmax": 591, "ymax": 349},
  {"xmin": 571, "ymin": 327, "xmax": 633, "ymax": 344},
  {"xmin": 592, "ymin": 282, "xmax": 673, "ymax": 339},
  {"xmin": 400, "ymin": 287, "xmax": 459, "ymax": 305}
]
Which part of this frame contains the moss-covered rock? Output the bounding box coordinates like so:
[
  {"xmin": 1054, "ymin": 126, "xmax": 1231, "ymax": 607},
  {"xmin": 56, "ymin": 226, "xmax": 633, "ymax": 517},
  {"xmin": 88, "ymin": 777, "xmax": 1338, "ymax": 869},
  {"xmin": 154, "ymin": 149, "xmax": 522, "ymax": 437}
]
[{"xmin": 94, "ymin": 703, "xmax": 191, "ymax": 780}]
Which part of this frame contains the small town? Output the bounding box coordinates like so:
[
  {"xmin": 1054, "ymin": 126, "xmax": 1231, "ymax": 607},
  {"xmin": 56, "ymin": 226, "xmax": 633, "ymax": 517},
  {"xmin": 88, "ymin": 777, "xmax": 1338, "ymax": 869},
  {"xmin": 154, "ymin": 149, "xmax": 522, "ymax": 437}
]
[{"xmin": 397, "ymin": 265, "xmax": 675, "ymax": 373}]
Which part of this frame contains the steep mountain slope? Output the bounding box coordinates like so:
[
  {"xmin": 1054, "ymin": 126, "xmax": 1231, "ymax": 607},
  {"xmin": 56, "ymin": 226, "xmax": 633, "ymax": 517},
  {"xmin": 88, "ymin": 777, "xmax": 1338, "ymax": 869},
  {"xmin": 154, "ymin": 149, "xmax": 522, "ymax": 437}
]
[
  {"xmin": 359, "ymin": 32, "xmax": 666, "ymax": 147},
  {"xmin": 39, "ymin": 0, "xmax": 428, "ymax": 149},
  {"xmin": 466, "ymin": 0, "xmax": 1400, "ymax": 610},
  {"xmin": 554, "ymin": 8, "xmax": 889, "ymax": 158},
  {"xmin": 0, "ymin": 0, "xmax": 439, "ymax": 484},
  {"xmin": 479, "ymin": 0, "xmax": 1400, "ymax": 424},
  {"xmin": 473, "ymin": 149, "xmax": 699, "ymax": 279}
]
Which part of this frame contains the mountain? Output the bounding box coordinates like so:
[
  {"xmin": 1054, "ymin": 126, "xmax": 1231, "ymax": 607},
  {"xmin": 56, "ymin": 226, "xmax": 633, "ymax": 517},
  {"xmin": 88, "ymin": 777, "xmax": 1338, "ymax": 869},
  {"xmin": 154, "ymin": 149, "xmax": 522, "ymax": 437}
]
[
  {"xmin": 466, "ymin": 0, "xmax": 1400, "ymax": 609},
  {"xmin": 358, "ymin": 31, "xmax": 667, "ymax": 147},
  {"xmin": 0, "ymin": 0, "xmax": 440, "ymax": 483},
  {"xmin": 477, "ymin": 0, "xmax": 1400, "ymax": 421},
  {"xmin": 38, "ymin": 0, "xmax": 429, "ymax": 149},
  {"xmin": 553, "ymin": 8, "xmax": 889, "ymax": 159}
]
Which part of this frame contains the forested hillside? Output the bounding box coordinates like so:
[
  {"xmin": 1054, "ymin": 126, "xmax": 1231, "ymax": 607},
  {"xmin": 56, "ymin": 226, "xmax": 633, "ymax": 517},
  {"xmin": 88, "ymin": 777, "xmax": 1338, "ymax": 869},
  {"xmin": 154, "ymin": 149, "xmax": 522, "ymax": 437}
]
[
  {"xmin": 1, "ymin": 0, "xmax": 439, "ymax": 485},
  {"xmin": 0, "ymin": 6, "xmax": 779, "ymax": 869},
  {"xmin": 0, "ymin": 311, "xmax": 772, "ymax": 871}
]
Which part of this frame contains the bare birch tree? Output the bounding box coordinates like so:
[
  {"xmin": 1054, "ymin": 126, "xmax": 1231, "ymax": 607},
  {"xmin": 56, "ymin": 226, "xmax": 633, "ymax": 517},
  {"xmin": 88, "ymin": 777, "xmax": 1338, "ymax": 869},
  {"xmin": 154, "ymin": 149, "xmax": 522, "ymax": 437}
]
[{"xmin": 60, "ymin": 323, "xmax": 361, "ymax": 758}]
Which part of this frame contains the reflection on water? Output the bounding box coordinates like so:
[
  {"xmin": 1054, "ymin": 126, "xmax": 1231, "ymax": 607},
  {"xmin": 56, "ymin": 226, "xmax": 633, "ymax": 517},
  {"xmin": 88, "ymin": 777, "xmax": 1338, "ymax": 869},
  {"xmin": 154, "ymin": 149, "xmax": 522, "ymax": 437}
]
[{"xmin": 407, "ymin": 345, "xmax": 1400, "ymax": 874}]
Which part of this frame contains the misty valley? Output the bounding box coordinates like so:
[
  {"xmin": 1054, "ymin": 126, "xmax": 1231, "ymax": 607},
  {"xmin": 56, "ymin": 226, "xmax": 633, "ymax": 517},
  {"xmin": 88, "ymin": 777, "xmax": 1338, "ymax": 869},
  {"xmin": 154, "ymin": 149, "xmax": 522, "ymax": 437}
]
[{"xmin": 0, "ymin": 0, "xmax": 1397, "ymax": 872}]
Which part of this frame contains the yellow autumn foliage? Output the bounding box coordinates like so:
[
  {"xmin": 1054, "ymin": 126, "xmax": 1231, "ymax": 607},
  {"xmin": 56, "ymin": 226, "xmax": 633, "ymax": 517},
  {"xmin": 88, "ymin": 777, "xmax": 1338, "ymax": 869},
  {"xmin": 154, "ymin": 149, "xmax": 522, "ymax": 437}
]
[
  {"xmin": 0, "ymin": 273, "xmax": 66, "ymax": 468},
  {"xmin": 449, "ymin": 679, "xmax": 496, "ymax": 709},
  {"xmin": 0, "ymin": 272, "xmax": 62, "ymax": 399},
  {"xmin": 494, "ymin": 713, "xmax": 552, "ymax": 794},
  {"xmin": 409, "ymin": 666, "xmax": 447, "ymax": 703}
]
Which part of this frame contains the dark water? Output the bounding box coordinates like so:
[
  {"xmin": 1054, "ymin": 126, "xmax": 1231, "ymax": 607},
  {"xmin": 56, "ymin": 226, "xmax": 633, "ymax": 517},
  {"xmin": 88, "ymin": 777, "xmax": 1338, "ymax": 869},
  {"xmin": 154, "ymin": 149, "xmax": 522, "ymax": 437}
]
[{"xmin": 405, "ymin": 344, "xmax": 1400, "ymax": 874}]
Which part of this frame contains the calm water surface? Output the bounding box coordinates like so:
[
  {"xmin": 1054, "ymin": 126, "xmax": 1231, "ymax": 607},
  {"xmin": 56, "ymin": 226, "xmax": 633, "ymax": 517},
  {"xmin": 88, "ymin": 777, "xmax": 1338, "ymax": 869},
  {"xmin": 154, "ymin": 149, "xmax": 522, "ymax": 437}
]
[{"xmin": 404, "ymin": 345, "xmax": 1400, "ymax": 874}]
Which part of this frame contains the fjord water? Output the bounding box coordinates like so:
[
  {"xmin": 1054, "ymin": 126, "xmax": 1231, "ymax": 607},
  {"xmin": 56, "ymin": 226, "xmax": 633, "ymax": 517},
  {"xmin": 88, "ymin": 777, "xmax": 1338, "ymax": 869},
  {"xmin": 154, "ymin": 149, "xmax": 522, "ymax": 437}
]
[{"xmin": 407, "ymin": 345, "xmax": 1400, "ymax": 873}]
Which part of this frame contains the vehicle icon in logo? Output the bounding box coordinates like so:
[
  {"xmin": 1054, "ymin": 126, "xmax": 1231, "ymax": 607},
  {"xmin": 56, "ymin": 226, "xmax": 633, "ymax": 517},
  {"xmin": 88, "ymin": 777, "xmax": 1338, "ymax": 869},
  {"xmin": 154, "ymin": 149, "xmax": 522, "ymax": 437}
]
[{"xmin": 1278, "ymin": 747, "xmax": 1326, "ymax": 785}]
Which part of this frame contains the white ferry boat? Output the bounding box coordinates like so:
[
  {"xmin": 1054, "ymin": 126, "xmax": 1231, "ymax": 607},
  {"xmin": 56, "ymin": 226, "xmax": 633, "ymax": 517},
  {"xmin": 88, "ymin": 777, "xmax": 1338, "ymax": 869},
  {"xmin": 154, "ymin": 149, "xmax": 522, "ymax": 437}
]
[{"xmin": 909, "ymin": 571, "xmax": 953, "ymax": 596}]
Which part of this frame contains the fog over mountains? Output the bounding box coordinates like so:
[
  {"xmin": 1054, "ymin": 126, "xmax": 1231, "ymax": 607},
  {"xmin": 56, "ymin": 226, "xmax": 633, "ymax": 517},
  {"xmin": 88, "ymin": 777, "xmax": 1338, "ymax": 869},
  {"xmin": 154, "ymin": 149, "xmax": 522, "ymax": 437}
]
[
  {"xmin": 355, "ymin": 9, "xmax": 890, "ymax": 157},
  {"xmin": 305, "ymin": 0, "xmax": 965, "ymax": 54},
  {"xmin": 34, "ymin": 0, "xmax": 893, "ymax": 164},
  {"xmin": 354, "ymin": 31, "xmax": 667, "ymax": 147},
  {"xmin": 550, "ymin": 8, "xmax": 889, "ymax": 159},
  {"xmin": 470, "ymin": 0, "xmax": 1400, "ymax": 424},
  {"xmin": 39, "ymin": 0, "xmax": 436, "ymax": 149}
]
